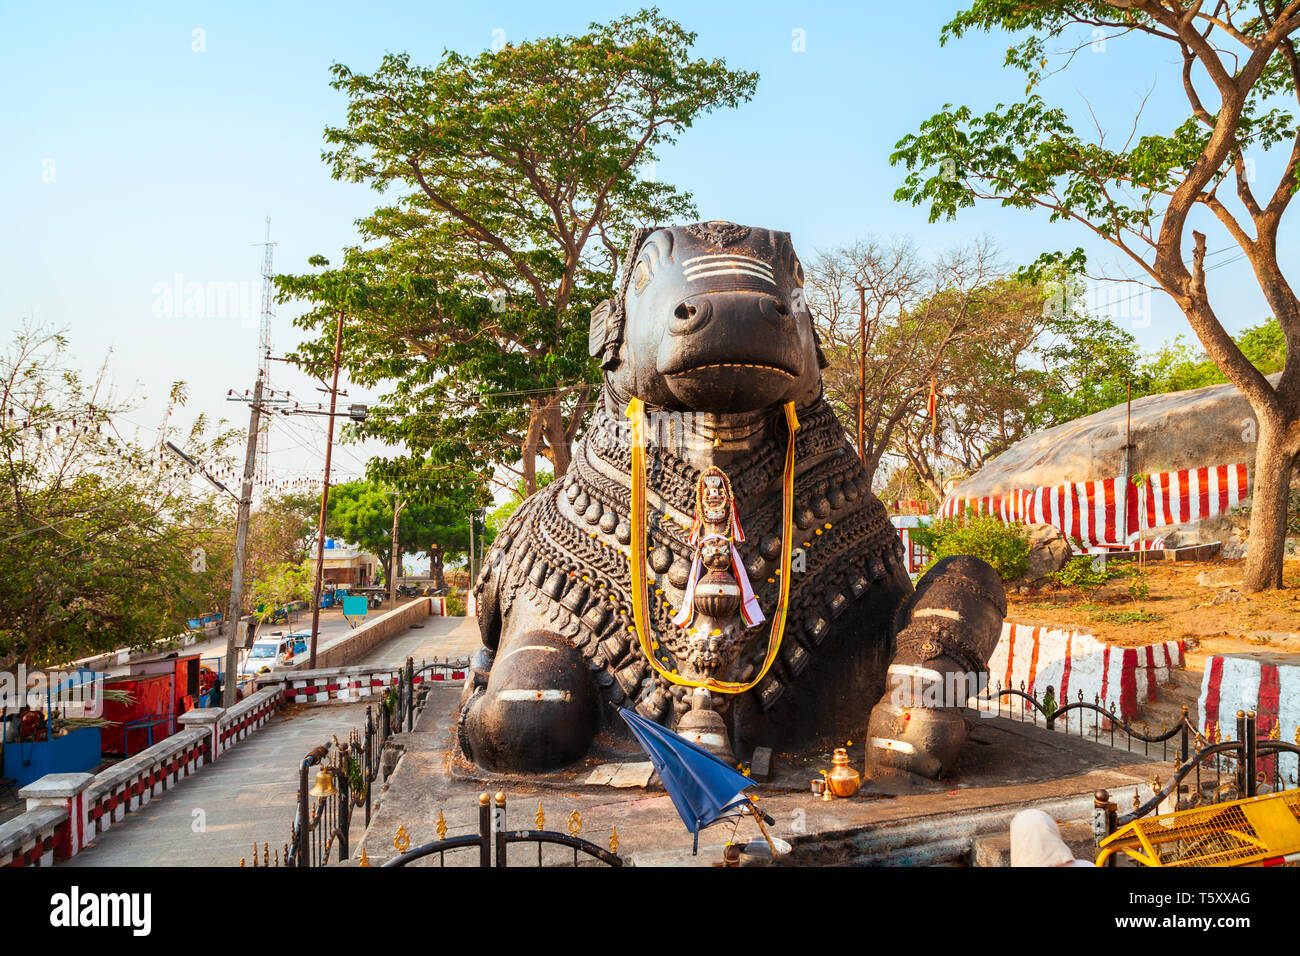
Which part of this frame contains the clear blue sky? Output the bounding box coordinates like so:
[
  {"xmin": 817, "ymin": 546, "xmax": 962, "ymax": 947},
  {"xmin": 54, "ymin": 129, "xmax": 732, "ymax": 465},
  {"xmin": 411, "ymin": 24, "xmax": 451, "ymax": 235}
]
[{"xmin": 1, "ymin": 1, "xmax": 1290, "ymax": 484}]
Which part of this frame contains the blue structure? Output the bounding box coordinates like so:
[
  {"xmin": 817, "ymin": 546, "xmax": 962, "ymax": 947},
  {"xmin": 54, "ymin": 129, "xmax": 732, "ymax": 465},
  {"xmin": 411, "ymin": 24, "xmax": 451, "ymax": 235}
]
[{"xmin": 619, "ymin": 708, "xmax": 758, "ymax": 853}]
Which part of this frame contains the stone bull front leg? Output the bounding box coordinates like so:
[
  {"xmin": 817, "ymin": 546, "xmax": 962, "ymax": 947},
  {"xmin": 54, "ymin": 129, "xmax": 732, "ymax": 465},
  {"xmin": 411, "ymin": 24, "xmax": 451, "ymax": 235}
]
[
  {"xmin": 458, "ymin": 627, "xmax": 600, "ymax": 773},
  {"xmin": 867, "ymin": 555, "xmax": 1006, "ymax": 779}
]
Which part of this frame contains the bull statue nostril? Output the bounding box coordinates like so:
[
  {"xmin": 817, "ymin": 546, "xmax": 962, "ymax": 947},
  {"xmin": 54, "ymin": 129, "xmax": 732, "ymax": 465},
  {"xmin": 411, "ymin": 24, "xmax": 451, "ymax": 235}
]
[
  {"xmin": 757, "ymin": 296, "xmax": 790, "ymax": 326},
  {"xmin": 670, "ymin": 298, "xmax": 711, "ymax": 335}
]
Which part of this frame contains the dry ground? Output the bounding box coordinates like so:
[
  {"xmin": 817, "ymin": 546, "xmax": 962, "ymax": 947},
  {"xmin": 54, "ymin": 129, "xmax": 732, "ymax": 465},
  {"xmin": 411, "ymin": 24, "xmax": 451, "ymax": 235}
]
[
  {"xmin": 1007, "ymin": 557, "xmax": 1300, "ymax": 731},
  {"xmin": 1008, "ymin": 556, "xmax": 1300, "ymax": 649}
]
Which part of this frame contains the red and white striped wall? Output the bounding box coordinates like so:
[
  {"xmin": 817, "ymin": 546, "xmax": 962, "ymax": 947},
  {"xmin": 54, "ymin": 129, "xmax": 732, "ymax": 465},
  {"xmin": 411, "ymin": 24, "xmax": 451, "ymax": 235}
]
[
  {"xmin": 976, "ymin": 622, "xmax": 1185, "ymax": 722},
  {"xmin": 940, "ymin": 462, "xmax": 1250, "ymax": 550},
  {"xmin": 1199, "ymin": 655, "xmax": 1300, "ymax": 747}
]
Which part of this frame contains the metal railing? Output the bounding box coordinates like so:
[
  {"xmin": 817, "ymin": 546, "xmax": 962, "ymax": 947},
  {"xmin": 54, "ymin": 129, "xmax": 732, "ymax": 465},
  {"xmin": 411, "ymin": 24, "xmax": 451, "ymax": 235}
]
[
  {"xmin": 1090, "ymin": 709, "xmax": 1300, "ymax": 865},
  {"xmin": 251, "ymin": 656, "xmax": 468, "ymax": 867},
  {"xmin": 977, "ymin": 683, "xmax": 1191, "ymax": 762},
  {"xmin": 280, "ymin": 700, "xmax": 391, "ymax": 867},
  {"xmin": 379, "ymin": 791, "xmax": 622, "ymax": 868}
]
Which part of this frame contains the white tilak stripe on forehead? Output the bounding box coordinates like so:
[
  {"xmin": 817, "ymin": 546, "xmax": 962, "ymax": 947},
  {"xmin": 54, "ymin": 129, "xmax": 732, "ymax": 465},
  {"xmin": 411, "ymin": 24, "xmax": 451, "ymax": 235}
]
[
  {"xmin": 683, "ymin": 259, "xmax": 775, "ymax": 278},
  {"xmin": 682, "ymin": 252, "xmax": 775, "ymax": 269},
  {"xmin": 683, "ymin": 266, "xmax": 777, "ymax": 284}
]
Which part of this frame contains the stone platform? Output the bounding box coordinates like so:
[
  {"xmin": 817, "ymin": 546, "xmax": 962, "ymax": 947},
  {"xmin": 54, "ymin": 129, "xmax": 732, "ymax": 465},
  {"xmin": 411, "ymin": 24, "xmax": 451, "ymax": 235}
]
[{"xmin": 355, "ymin": 684, "xmax": 1171, "ymax": 866}]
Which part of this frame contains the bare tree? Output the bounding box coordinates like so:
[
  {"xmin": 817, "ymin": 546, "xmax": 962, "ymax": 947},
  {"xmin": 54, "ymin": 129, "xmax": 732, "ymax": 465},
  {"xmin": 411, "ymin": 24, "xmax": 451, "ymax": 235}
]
[{"xmin": 805, "ymin": 237, "xmax": 1004, "ymax": 489}]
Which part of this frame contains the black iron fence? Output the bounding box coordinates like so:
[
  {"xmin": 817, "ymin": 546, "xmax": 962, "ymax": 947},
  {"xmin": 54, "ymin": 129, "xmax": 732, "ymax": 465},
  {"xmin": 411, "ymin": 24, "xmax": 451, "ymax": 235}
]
[
  {"xmin": 260, "ymin": 657, "xmax": 467, "ymax": 867},
  {"xmin": 978, "ymin": 683, "xmax": 1192, "ymax": 762},
  {"xmin": 378, "ymin": 791, "xmax": 622, "ymax": 868},
  {"xmin": 1090, "ymin": 708, "xmax": 1300, "ymax": 863}
]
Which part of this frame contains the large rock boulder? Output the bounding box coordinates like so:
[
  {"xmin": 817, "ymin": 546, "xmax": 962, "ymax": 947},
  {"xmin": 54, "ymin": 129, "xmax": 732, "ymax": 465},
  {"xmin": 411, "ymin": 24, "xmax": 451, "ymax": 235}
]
[
  {"xmin": 1022, "ymin": 523, "xmax": 1072, "ymax": 583},
  {"xmin": 952, "ymin": 375, "xmax": 1273, "ymax": 499}
]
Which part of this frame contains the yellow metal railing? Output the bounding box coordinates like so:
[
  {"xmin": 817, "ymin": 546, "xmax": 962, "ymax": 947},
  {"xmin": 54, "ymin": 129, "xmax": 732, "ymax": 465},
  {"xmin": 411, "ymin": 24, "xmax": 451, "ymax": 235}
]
[{"xmin": 1097, "ymin": 788, "xmax": 1300, "ymax": 867}]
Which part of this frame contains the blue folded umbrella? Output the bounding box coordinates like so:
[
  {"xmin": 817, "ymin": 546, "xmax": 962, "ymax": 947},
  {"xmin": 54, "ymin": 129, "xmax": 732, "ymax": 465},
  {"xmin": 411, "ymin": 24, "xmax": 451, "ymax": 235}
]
[{"xmin": 620, "ymin": 708, "xmax": 757, "ymax": 854}]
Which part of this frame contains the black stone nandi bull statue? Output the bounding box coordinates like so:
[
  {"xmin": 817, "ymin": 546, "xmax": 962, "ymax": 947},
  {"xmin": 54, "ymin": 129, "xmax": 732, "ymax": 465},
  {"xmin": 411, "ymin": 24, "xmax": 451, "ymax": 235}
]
[{"xmin": 460, "ymin": 221, "xmax": 1006, "ymax": 779}]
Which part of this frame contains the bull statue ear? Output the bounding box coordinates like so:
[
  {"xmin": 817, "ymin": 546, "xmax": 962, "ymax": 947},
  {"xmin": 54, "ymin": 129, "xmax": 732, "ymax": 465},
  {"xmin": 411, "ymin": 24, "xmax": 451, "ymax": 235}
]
[{"xmin": 588, "ymin": 299, "xmax": 613, "ymax": 360}]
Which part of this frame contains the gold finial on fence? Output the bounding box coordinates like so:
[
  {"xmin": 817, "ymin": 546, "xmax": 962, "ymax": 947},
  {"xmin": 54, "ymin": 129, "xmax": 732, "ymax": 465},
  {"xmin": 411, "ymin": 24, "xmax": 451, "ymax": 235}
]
[
  {"xmin": 436, "ymin": 811, "xmax": 447, "ymax": 840},
  {"xmin": 495, "ymin": 791, "xmax": 506, "ymax": 807},
  {"xmin": 567, "ymin": 810, "xmax": 583, "ymax": 837},
  {"xmin": 251, "ymin": 843, "xmax": 257, "ymax": 867},
  {"xmin": 239, "ymin": 858, "xmax": 245, "ymax": 867},
  {"xmin": 358, "ymin": 848, "xmax": 371, "ymax": 868},
  {"xmin": 394, "ymin": 825, "xmax": 410, "ymax": 853},
  {"xmin": 263, "ymin": 843, "xmax": 269, "ymax": 867},
  {"xmin": 1133, "ymin": 791, "xmax": 1140, "ymax": 811},
  {"xmin": 1270, "ymin": 723, "xmax": 1281, "ymax": 740},
  {"xmin": 535, "ymin": 801, "xmax": 546, "ymax": 830},
  {"xmin": 479, "ymin": 791, "xmax": 490, "ymax": 806},
  {"xmin": 610, "ymin": 827, "xmax": 619, "ymax": 854}
]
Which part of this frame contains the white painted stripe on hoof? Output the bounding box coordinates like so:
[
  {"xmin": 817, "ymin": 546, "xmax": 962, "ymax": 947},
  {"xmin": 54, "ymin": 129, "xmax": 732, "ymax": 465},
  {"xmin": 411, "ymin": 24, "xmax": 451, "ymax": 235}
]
[
  {"xmin": 912, "ymin": 608, "xmax": 961, "ymax": 622},
  {"xmin": 870, "ymin": 737, "xmax": 916, "ymax": 755},
  {"xmin": 888, "ymin": 664, "xmax": 946, "ymax": 683},
  {"xmin": 500, "ymin": 644, "xmax": 561, "ymax": 662},
  {"xmin": 688, "ymin": 732, "xmax": 726, "ymax": 748},
  {"xmin": 497, "ymin": 689, "xmax": 572, "ymax": 702}
]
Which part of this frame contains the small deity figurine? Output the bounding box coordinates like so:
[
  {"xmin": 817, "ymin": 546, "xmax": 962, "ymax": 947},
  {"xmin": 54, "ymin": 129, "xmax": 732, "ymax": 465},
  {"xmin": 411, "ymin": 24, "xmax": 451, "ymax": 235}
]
[{"xmin": 672, "ymin": 466, "xmax": 764, "ymax": 629}]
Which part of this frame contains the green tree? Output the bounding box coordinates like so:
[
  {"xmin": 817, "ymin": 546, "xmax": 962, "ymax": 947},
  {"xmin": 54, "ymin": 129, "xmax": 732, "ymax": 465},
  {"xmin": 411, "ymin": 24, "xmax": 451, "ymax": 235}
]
[
  {"xmin": 325, "ymin": 480, "xmax": 478, "ymax": 589},
  {"xmin": 0, "ymin": 325, "xmax": 238, "ymax": 670},
  {"xmin": 249, "ymin": 561, "xmax": 314, "ymax": 637},
  {"xmin": 246, "ymin": 490, "xmax": 319, "ymax": 588},
  {"xmin": 278, "ymin": 9, "xmax": 758, "ymax": 498},
  {"xmin": 893, "ymin": 2, "xmax": 1300, "ymax": 591},
  {"xmin": 486, "ymin": 472, "xmax": 555, "ymax": 539}
]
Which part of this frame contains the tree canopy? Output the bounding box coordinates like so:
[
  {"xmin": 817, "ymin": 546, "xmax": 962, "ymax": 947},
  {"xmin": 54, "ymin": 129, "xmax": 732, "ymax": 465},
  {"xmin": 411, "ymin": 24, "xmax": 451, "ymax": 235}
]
[
  {"xmin": 278, "ymin": 8, "xmax": 759, "ymax": 500},
  {"xmin": 326, "ymin": 479, "xmax": 475, "ymax": 581},
  {"xmin": 891, "ymin": 1, "xmax": 1300, "ymax": 591},
  {"xmin": 0, "ymin": 325, "xmax": 238, "ymax": 670}
]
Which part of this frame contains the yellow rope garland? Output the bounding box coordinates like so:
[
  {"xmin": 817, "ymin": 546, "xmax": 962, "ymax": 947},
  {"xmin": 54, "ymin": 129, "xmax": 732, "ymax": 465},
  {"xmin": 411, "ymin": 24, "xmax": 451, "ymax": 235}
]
[{"xmin": 625, "ymin": 398, "xmax": 799, "ymax": 694}]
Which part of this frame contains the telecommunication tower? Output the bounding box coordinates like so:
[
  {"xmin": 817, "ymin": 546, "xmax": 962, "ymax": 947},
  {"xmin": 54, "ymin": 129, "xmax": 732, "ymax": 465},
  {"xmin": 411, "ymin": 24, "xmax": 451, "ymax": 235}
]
[{"xmin": 254, "ymin": 217, "xmax": 277, "ymax": 486}]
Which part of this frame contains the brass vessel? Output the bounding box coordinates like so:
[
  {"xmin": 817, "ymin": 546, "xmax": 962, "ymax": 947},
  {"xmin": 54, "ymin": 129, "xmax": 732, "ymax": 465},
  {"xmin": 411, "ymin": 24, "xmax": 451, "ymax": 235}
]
[{"xmin": 825, "ymin": 748, "xmax": 861, "ymax": 798}]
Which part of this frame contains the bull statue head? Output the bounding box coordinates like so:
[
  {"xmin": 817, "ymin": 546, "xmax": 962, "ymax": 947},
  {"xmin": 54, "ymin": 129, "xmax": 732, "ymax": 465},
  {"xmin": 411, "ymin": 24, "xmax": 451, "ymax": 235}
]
[{"xmin": 589, "ymin": 220, "xmax": 829, "ymax": 415}]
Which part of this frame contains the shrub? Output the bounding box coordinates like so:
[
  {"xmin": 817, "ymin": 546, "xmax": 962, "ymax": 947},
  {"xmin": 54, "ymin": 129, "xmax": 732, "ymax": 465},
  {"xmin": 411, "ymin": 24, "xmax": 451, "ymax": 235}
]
[
  {"xmin": 1049, "ymin": 556, "xmax": 1126, "ymax": 594},
  {"xmin": 445, "ymin": 590, "xmax": 467, "ymax": 616},
  {"xmin": 913, "ymin": 515, "xmax": 1031, "ymax": 582},
  {"xmin": 1127, "ymin": 565, "xmax": 1150, "ymax": 601}
]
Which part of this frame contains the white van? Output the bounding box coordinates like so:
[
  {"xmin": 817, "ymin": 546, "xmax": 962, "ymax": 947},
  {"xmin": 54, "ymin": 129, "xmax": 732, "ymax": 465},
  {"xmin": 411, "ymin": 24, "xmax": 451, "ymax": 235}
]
[{"xmin": 239, "ymin": 634, "xmax": 296, "ymax": 678}]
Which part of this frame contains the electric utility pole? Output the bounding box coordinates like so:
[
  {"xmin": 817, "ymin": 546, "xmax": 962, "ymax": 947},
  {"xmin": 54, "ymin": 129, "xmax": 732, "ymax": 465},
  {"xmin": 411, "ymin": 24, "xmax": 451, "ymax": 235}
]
[
  {"xmin": 306, "ymin": 309, "xmax": 345, "ymax": 668},
  {"xmin": 222, "ymin": 371, "xmax": 263, "ymax": 706},
  {"xmin": 857, "ymin": 285, "xmax": 866, "ymax": 465}
]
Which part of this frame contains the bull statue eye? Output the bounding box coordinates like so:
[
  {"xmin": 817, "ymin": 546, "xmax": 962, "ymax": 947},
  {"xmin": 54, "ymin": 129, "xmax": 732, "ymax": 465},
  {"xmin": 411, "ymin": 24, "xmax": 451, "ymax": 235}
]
[{"xmin": 633, "ymin": 261, "xmax": 650, "ymax": 293}]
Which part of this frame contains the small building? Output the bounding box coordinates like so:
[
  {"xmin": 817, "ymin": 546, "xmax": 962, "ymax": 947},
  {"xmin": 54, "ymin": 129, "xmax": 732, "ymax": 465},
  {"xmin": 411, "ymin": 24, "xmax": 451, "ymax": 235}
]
[{"xmin": 320, "ymin": 539, "xmax": 379, "ymax": 587}]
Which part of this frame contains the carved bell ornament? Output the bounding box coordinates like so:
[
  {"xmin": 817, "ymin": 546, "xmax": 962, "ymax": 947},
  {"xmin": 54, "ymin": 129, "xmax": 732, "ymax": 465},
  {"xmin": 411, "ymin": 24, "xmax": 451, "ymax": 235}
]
[{"xmin": 674, "ymin": 466, "xmax": 765, "ymax": 631}]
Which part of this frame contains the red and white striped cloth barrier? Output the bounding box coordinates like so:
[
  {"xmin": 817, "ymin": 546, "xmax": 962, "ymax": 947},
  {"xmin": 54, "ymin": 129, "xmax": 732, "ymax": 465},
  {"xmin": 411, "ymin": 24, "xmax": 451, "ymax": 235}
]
[
  {"xmin": 976, "ymin": 622, "xmax": 1185, "ymax": 722},
  {"xmin": 939, "ymin": 463, "xmax": 1249, "ymax": 549}
]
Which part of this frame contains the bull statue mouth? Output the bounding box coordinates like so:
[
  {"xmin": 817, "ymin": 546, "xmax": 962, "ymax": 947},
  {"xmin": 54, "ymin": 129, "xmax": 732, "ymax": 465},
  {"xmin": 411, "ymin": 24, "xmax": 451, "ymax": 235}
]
[{"xmin": 659, "ymin": 364, "xmax": 800, "ymax": 413}]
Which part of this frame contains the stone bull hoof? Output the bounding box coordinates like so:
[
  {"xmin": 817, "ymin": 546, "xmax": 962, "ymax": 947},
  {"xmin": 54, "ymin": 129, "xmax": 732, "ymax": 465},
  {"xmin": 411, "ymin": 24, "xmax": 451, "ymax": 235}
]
[
  {"xmin": 868, "ymin": 555, "xmax": 1006, "ymax": 779},
  {"xmin": 458, "ymin": 630, "xmax": 599, "ymax": 773}
]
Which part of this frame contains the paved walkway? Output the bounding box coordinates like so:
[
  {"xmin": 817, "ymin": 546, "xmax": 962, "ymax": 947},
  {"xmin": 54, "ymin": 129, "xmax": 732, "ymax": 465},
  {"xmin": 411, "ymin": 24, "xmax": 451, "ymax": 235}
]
[{"xmin": 62, "ymin": 614, "xmax": 479, "ymax": 867}]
